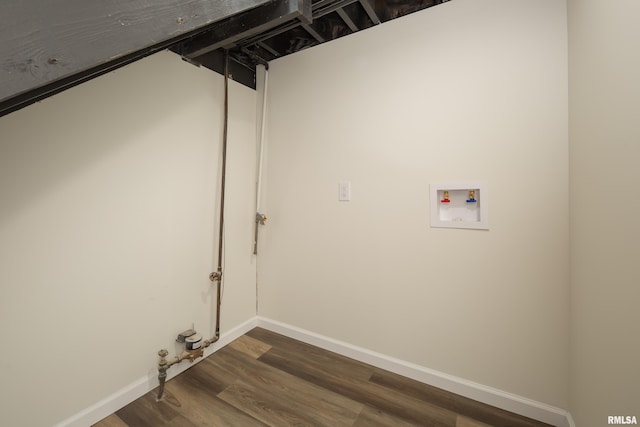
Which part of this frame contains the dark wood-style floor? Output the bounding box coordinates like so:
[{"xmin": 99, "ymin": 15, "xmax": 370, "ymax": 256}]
[{"xmin": 94, "ymin": 328, "xmax": 552, "ymax": 427}]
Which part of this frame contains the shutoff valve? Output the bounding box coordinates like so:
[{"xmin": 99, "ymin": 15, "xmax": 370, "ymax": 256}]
[{"xmin": 256, "ymin": 212, "xmax": 267, "ymax": 225}]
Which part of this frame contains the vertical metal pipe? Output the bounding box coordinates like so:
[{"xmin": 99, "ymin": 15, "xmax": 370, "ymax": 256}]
[
  {"xmin": 213, "ymin": 50, "xmax": 230, "ymax": 339},
  {"xmin": 217, "ymin": 51, "xmax": 229, "ymax": 272},
  {"xmin": 156, "ymin": 350, "xmax": 169, "ymax": 400},
  {"xmin": 155, "ymin": 52, "xmax": 230, "ymax": 401}
]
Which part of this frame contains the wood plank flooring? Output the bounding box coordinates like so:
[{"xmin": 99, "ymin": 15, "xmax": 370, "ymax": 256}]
[{"xmin": 94, "ymin": 328, "xmax": 553, "ymax": 427}]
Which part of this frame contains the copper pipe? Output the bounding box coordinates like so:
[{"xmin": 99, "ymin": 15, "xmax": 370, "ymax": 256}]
[
  {"xmin": 156, "ymin": 347, "xmax": 205, "ymax": 400},
  {"xmin": 156, "ymin": 51, "xmax": 231, "ymax": 401},
  {"xmin": 212, "ymin": 50, "xmax": 229, "ymax": 340}
]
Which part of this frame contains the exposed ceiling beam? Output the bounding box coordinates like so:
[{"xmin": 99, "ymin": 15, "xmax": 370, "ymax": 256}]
[
  {"xmin": 257, "ymin": 41, "xmax": 281, "ymax": 57},
  {"xmin": 178, "ymin": 0, "xmax": 312, "ymax": 60},
  {"xmin": 336, "ymin": 8, "xmax": 359, "ymax": 32},
  {"xmin": 313, "ymin": 0, "xmax": 336, "ymax": 9},
  {"xmin": 0, "ymin": 0, "xmax": 273, "ymax": 117},
  {"xmin": 314, "ymin": 0, "xmax": 360, "ymax": 19},
  {"xmin": 301, "ymin": 22, "xmax": 326, "ymax": 43},
  {"xmin": 358, "ymin": 0, "xmax": 381, "ymax": 24},
  {"xmin": 194, "ymin": 50, "xmax": 258, "ymax": 89},
  {"xmin": 240, "ymin": 21, "xmax": 303, "ymax": 48}
]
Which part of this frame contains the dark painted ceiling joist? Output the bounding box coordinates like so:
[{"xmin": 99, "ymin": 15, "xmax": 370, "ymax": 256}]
[
  {"xmin": 176, "ymin": 0, "xmax": 450, "ymax": 86},
  {"xmin": 0, "ymin": 0, "xmax": 451, "ymax": 117},
  {"xmin": 241, "ymin": 21, "xmax": 304, "ymax": 48},
  {"xmin": 195, "ymin": 50, "xmax": 259, "ymax": 90},
  {"xmin": 314, "ymin": 0, "xmax": 359, "ymax": 19},
  {"xmin": 336, "ymin": 8, "xmax": 359, "ymax": 33},
  {"xmin": 175, "ymin": 0, "xmax": 312, "ymax": 60},
  {"xmin": 257, "ymin": 42, "xmax": 281, "ymax": 58},
  {"xmin": 232, "ymin": 0, "xmax": 449, "ymax": 63},
  {"xmin": 301, "ymin": 22, "xmax": 326, "ymax": 43},
  {"xmin": 0, "ymin": 0, "xmax": 273, "ymax": 117},
  {"xmin": 358, "ymin": 0, "xmax": 381, "ymax": 25}
]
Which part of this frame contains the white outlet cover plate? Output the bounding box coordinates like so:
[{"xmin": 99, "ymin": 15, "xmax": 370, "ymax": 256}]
[
  {"xmin": 339, "ymin": 181, "xmax": 351, "ymax": 201},
  {"xmin": 430, "ymin": 181, "xmax": 489, "ymax": 230}
]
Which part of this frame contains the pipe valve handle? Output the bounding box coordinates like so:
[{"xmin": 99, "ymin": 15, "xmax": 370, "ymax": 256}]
[{"xmin": 256, "ymin": 212, "xmax": 267, "ymax": 225}]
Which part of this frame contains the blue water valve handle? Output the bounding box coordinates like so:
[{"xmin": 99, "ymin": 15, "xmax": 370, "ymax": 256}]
[{"xmin": 466, "ymin": 190, "xmax": 477, "ymax": 203}]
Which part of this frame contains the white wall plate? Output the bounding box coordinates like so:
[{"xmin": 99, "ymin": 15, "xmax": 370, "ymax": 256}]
[{"xmin": 430, "ymin": 182, "xmax": 489, "ymax": 230}]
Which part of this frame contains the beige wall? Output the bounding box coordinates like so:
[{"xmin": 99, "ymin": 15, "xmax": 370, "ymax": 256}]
[
  {"xmin": 259, "ymin": 0, "xmax": 569, "ymax": 408},
  {"xmin": 0, "ymin": 51, "xmax": 257, "ymax": 426},
  {"xmin": 568, "ymin": 0, "xmax": 640, "ymax": 425},
  {"xmin": 8, "ymin": 0, "xmax": 640, "ymax": 424}
]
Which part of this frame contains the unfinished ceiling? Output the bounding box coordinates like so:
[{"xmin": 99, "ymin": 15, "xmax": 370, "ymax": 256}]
[
  {"xmin": 172, "ymin": 0, "xmax": 450, "ymax": 88},
  {"xmin": 0, "ymin": 0, "xmax": 449, "ymax": 117}
]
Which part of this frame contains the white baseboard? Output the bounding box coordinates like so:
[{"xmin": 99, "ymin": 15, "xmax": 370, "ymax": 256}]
[
  {"xmin": 56, "ymin": 316, "xmax": 574, "ymax": 427},
  {"xmin": 256, "ymin": 316, "xmax": 573, "ymax": 427},
  {"xmin": 55, "ymin": 317, "xmax": 258, "ymax": 427}
]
